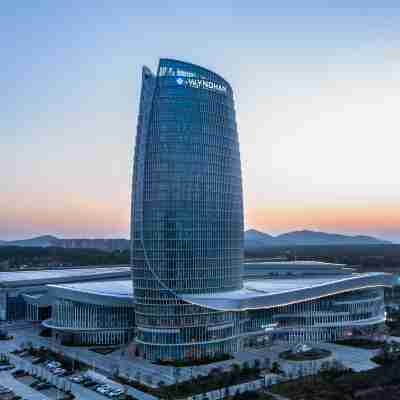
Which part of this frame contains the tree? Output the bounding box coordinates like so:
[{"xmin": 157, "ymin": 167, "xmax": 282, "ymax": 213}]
[
  {"xmin": 231, "ymin": 363, "xmax": 241, "ymax": 384},
  {"xmin": 231, "ymin": 363, "xmax": 241, "ymax": 375},
  {"xmin": 320, "ymin": 359, "xmax": 348, "ymax": 382},
  {"xmin": 134, "ymin": 370, "xmax": 141, "ymax": 383},
  {"xmin": 263, "ymin": 357, "xmax": 271, "ymax": 370},
  {"xmin": 173, "ymin": 366, "xmax": 181, "ymax": 382},
  {"xmin": 271, "ymin": 361, "xmax": 282, "ymax": 374},
  {"xmin": 224, "ymin": 386, "xmax": 230, "ymax": 398},
  {"xmin": 297, "ymin": 363, "xmax": 304, "ymax": 378},
  {"xmin": 112, "ymin": 366, "xmax": 120, "ymax": 379}
]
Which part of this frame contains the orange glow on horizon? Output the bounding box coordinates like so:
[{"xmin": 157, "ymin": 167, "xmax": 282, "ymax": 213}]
[
  {"xmin": 2, "ymin": 196, "xmax": 399, "ymax": 241},
  {"xmin": 0, "ymin": 194, "xmax": 129, "ymax": 239},
  {"xmin": 246, "ymin": 202, "xmax": 400, "ymax": 238}
]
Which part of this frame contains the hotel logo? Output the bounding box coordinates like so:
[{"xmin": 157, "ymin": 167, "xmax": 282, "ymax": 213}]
[{"xmin": 176, "ymin": 77, "xmax": 227, "ymax": 93}]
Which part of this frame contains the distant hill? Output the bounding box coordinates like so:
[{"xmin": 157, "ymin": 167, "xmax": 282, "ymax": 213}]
[
  {"xmin": 245, "ymin": 229, "xmax": 391, "ymax": 249},
  {"xmin": 0, "ymin": 230, "xmax": 391, "ymax": 252},
  {"xmin": 5, "ymin": 235, "xmax": 60, "ymax": 248},
  {"xmin": 245, "ymin": 229, "xmax": 276, "ymax": 250},
  {"xmin": 0, "ymin": 236, "xmax": 129, "ymax": 252}
]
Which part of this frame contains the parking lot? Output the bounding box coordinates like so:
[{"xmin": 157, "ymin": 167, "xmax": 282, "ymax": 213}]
[
  {"xmin": 5, "ymin": 345, "xmax": 158, "ymax": 400},
  {"xmin": 0, "ymin": 371, "xmax": 50, "ymax": 400},
  {"xmin": 68, "ymin": 373, "xmax": 124, "ymax": 398},
  {"xmin": 3, "ymin": 351, "xmax": 120, "ymax": 400}
]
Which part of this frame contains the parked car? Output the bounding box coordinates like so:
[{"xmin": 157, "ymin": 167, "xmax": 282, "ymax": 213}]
[
  {"xmin": 69, "ymin": 375, "xmax": 85, "ymax": 383},
  {"xmin": 36, "ymin": 382, "xmax": 51, "ymax": 390},
  {"xmin": 52, "ymin": 367, "xmax": 65, "ymax": 375},
  {"xmin": 109, "ymin": 388, "xmax": 124, "ymax": 397},
  {"xmin": 0, "ymin": 386, "xmax": 12, "ymax": 394},
  {"xmin": 46, "ymin": 361, "xmax": 61, "ymax": 369},
  {"xmin": 96, "ymin": 385, "xmax": 111, "ymax": 394},
  {"xmin": 0, "ymin": 364, "xmax": 14, "ymax": 371},
  {"xmin": 83, "ymin": 379, "xmax": 97, "ymax": 387}
]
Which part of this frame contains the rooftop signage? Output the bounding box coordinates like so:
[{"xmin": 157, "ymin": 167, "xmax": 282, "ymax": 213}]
[{"xmin": 176, "ymin": 76, "xmax": 227, "ymax": 93}]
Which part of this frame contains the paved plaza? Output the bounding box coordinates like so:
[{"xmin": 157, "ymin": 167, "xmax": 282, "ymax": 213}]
[
  {"xmin": 3, "ymin": 323, "xmax": 383, "ymax": 380},
  {"xmin": 0, "ymin": 322, "xmax": 387, "ymax": 399}
]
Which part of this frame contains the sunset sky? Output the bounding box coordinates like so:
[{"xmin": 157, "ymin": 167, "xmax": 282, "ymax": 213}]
[{"xmin": 1, "ymin": 1, "xmax": 400, "ymax": 242}]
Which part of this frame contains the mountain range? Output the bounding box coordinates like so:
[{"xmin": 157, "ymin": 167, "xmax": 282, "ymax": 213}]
[
  {"xmin": 0, "ymin": 230, "xmax": 391, "ymax": 251},
  {"xmin": 0, "ymin": 235, "xmax": 130, "ymax": 252},
  {"xmin": 245, "ymin": 229, "xmax": 391, "ymax": 249}
]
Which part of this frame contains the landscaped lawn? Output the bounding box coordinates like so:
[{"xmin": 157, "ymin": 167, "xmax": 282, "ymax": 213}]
[
  {"xmin": 271, "ymin": 360, "xmax": 400, "ymax": 400},
  {"xmin": 153, "ymin": 352, "xmax": 232, "ymax": 367},
  {"xmin": 118, "ymin": 362, "xmax": 263, "ymax": 399}
]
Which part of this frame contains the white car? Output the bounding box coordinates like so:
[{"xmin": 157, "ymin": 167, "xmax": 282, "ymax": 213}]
[
  {"xmin": 70, "ymin": 375, "xmax": 84, "ymax": 383},
  {"xmin": 96, "ymin": 386, "xmax": 108, "ymax": 394},
  {"xmin": 46, "ymin": 361, "xmax": 61, "ymax": 369},
  {"xmin": 53, "ymin": 368, "xmax": 66, "ymax": 375},
  {"xmin": 109, "ymin": 389, "xmax": 124, "ymax": 397}
]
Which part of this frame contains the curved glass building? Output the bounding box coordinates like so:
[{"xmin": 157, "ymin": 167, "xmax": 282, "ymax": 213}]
[
  {"xmin": 130, "ymin": 59, "xmax": 394, "ymax": 362},
  {"xmin": 131, "ymin": 59, "xmax": 244, "ymax": 360}
]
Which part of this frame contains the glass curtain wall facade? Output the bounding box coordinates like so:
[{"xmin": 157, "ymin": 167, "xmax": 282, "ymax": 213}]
[
  {"xmin": 43, "ymin": 299, "xmax": 135, "ymax": 346},
  {"xmin": 242, "ymin": 287, "xmax": 386, "ymax": 346},
  {"xmin": 131, "ymin": 59, "xmax": 244, "ymax": 361}
]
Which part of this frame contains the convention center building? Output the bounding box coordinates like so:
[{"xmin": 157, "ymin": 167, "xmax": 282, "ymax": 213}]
[
  {"xmin": 128, "ymin": 58, "xmax": 395, "ymax": 361},
  {"xmin": 1, "ymin": 59, "xmax": 396, "ymax": 361}
]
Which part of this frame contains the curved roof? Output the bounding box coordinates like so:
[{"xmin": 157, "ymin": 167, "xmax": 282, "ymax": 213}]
[
  {"xmin": 47, "ymin": 280, "xmax": 134, "ymax": 306},
  {"xmin": 182, "ymin": 272, "xmax": 395, "ymax": 311},
  {"xmin": 243, "ymin": 261, "xmax": 355, "ymax": 279},
  {"xmin": 245, "ymin": 261, "xmax": 348, "ymax": 268},
  {"xmin": 158, "ymin": 58, "xmax": 232, "ymax": 92},
  {"xmin": 0, "ymin": 266, "xmax": 130, "ymax": 287},
  {"xmin": 42, "ymin": 272, "xmax": 397, "ymax": 310}
]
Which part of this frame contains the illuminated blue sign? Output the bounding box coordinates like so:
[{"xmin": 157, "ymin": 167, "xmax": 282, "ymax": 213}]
[{"xmin": 175, "ymin": 76, "xmax": 227, "ymax": 93}]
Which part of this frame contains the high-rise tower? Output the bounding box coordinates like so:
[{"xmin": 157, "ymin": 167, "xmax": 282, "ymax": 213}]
[{"xmin": 131, "ymin": 59, "xmax": 244, "ymax": 361}]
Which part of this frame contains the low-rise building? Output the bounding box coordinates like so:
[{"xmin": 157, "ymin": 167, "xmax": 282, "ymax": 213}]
[{"xmin": 0, "ymin": 266, "xmax": 131, "ymax": 321}]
